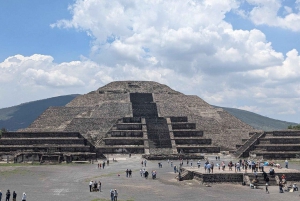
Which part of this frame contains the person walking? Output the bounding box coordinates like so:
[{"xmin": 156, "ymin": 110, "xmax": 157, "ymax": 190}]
[
  {"xmin": 5, "ymin": 190, "xmax": 10, "ymax": 201},
  {"xmin": 265, "ymin": 177, "xmax": 270, "ymax": 194},
  {"xmin": 12, "ymin": 191, "xmax": 16, "ymax": 201},
  {"xmin": 0, "ymin": 190, "xmax": 2, "ymax": 201},
  {"xmin": 21, "ymin": 193, "xmax": 26, "ymax": 201},
  {"xmin": 285, "ymin": 159, "xmax": 288, "ymax": 169}
]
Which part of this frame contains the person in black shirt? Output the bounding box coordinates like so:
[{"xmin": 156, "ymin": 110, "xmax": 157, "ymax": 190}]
[
  {"xmin": 5, "ymin": 190, "xmax": 10, "ymax": 201},
  {"xmin": 12, "ymin": 191, "xmax": 16, "ymax": 201}
]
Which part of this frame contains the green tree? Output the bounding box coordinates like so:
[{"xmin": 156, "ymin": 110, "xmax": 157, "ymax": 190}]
[{"xmin": 288, "ymin": 124, "xmax": 300, "ymax": 130}]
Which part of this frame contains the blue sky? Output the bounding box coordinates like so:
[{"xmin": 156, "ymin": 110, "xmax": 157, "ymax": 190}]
[{"xmin": 0, "ymin": 0, "xmax": 300, "ymax": 123}]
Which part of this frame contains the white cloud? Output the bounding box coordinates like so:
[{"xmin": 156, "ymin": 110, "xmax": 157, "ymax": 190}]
[
  {"xmin": 240, "ymin": 0, "xmax": 300, "ymax": 31},
  {"xmin": 1, "ymin": 0, "xmax": 300, "ymax": 123}
]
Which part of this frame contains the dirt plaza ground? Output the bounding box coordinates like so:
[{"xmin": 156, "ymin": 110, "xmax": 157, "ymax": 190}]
[{"xmin": 1, "ymin": 155, "xmax": 300, "ymax": 201}]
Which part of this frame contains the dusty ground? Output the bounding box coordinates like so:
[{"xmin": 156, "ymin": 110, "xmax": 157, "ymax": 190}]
[{"xmin": 0, "ymin": 155, "xmax": 300, "ymax": 201}]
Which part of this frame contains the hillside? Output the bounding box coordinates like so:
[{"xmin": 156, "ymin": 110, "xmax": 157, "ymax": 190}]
[
  {"xmin": 0, "ymin": 95, "xmax": 79, "ymax": 131},
  {"xmin": 215, "ymin": 106, "xmax": 297, "ymax": 131},
  {"xmin": 0, "ymin": 94, "xmax": 297, "ymax": 131}
]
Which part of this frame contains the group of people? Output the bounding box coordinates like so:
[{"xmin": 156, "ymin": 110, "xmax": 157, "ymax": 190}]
[
  {"xmin": 0, "ymin": 190, "xmax": 26, "ymax": 201},
  {"xmin": 125, "ymin": 169, "xmax": 132, "ymax": 177},
  {"xmin": 97, "ymin": 160, "xmax": 108, "ymax": 169},
  {"xmin": 141, "ymin": 159, "xmax": 147, "ymax": 167},
  {"xmin": 110, "ymin": 189, "xmax": 118, "ymax": 201},
  {"xmin": 89, "ymin": 180, "xmax": 102, "ymax": 192}
]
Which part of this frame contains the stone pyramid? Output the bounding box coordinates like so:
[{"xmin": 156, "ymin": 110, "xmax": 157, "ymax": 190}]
[{"xmin": 22, "ymin": 81, "xmax": 256, "ymax": 153}]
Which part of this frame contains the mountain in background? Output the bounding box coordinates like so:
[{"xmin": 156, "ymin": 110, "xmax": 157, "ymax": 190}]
[
  {"xmin": 0, "ymin": 94, "xmax": 297, "ymax": 131},
  {"xmin": 0, "ymin": 95, "xmax": 79, "ymax": 131},
  {"xmin": 214, "ymin": 106, "xmax": 297, "ymax": 131}
]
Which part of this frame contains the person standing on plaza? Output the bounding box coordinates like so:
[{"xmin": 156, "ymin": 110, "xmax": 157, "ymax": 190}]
[
  {"xmin": 89, "ymin": 180, "xmax": 93, "ymax": 192},
  {"xmin": 0, "ymin": 190, "xmax": 2, "ymax": 201},
  {"xmin": 114, "ymin": 189, "xmax": 118, "ymax": 201},
  {"xmin": 98, "ymin": 181, "xmax": 102, "ymax": 192},
  {"xmin": 197, "ymin": 160, "xmax": 201, "ymax": 168},
  {"xmin": 126, "ymin": 169, "xmax": 129, "ymax": 177},
  {"xmin": 21, "ymin": 193, "xmax": 26, "ymax": 201},
  {"xmin": 144, "ymin": 160, "xmax": 147, "ymax": 167},
  {"xmin": 140, "ymin": 169, "xmax": 143, "ymax": 177},
  {"xmin": 5, "ymin": 190, "xmax": 10, "ymax": 201},
  {"xmin": 211, "ymin": 162, "xmax": 214, "ymax": 173},
  {"xmin": 129, "ymin": 169, "xmax": 132, "ymax": 177},
  {"xmin": 110, "ymin": 189, "xmax": 114, "ymax": 201},
  {"xmin": 285, "ymin": 159, "xmax": 288, "ymax": 169},
  {"xmin": 265, "ymin": 176, "xmax": 270, "ymax": 194},
  {"xmin": 12, "ymin": 191, "xmax": 16, "ymax": 201}
]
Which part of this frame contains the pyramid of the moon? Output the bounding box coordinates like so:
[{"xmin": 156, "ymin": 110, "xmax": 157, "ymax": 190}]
[{"xmin": 20, "ymin": 81, "xmax": 256, "ymax": 155}]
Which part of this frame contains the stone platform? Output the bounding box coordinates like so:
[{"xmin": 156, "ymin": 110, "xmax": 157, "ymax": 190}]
[{"xmin": 182, "ymin": 166, "xmax": 300, "ymax": 184}]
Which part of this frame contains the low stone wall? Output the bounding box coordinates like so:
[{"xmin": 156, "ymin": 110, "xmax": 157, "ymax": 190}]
[
  {"xmin": 2, "ymin": 132, "xmax": 81, "ymax": 138},
  {"xmin": 175, "ymin": 139, "xmax": 211, "ymax": 145},
  {"xmin": 142, "ymin": 154, "xmax": 204, "ymax": 160},
  {"xmin": 173, "ymin": 131, "xmax": 203, "ymax": 137},
  {"xmin": 172, "ymin": 123, "xmax": 196, "ymax": 130}
]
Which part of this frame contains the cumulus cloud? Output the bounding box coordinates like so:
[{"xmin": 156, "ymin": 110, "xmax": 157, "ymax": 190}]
[
  {"xmin": 239, "ymin": 0, "xmax": 300, "ymax": 31},
  {"xmin": 1, "ymin": 0, "xmax": 300, "ymax": 122}
]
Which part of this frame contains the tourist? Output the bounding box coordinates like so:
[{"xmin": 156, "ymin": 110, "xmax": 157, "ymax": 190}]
[
  {"xmin": 216, "ymin": 163, "xmax": 220, "ymax": 170},
  {"xmin": 244, "ymin": 162, "xmax": 247, "ymax": 173},
  {"xmin": 218, "ymin": 156, "xmax": 220, "ymax": 161},
  {"xmin": 254, "ymin": 170, "xmax": 258, "ymax": 179},
  {"xmin": 126, "ymin": 169, "xmax": 129, "ymax": 177},
  {"xmin": 171, "ymin": 161, "xmax": 173, "ymax": 167},
  {"xmin": 190, "ymin": 159, "xmax": 193, "ymax": 167},
  {"xmin": 281, "ymin": 174, "xmax": 286, "ymax": 184},
  {"xmin": 228, "ymin": 161, "xmax": 233, "ymax": 171},
  {"xmin": 279, "ymin": 181, "xmax": 284, "ymax": 193},
  {"xmin": 110, "ymin": 189, "xmax": 115, "ymax": 201},
  {"xmin": 174, "ymin": 165, "xmax": 177, "ymax": 173},
  {"xmin": 98, "ymin": 181, "xmax": 102, "ymax": 192},
  {"xmin": 21, "ymin": 193, "xmax": 26, "ymax": 201},
  {"xmin": 285, "ymin": 159, "xmax": 288, "ymax": 169},
  {"xmin": 89, "ymin": 180, "xmax": 93, "ymax": 192},
  {"xmin": 265, "ymin": 182, "xmax": 269, "ymax": 194},
  {"xmin": 197, "ymin": 160, "xmax": 201, "ymax": 168},
  {"xmin": 145, "ymin": 170, "xmax": 149, "ymax": 179},
  {"xmin": 12, "ymin": 191, "xmax": 16, "ymax": 201},
  {"xmin": 292, "ymin": 183, "xmax": 298, "ymax": 191},
  {"xmin": 103, "ymin": 161, "xmax": 105, "ymax": 169},
  {"xmin": 207, "ymin": 163, "xmax": 211, "ymax": 173},
  {"xmin": 140, "ymin": 169, "xmax": 143, "ymax": 177},
  {"xmin": 141, "ymin": 161, "xmax": 144, "ymax": 167},
  {"xmin": 152, "ymin": 170, "xmax": 157, "ymax": 179},
  {"xmin": 114, "ymin": 189, "xmax": 118, "ymax": 201},
  {"xmin": 236, "ymin": 162, "xmax": 240, "ymax": 172},
  {"xmin": 222, "ymin": 161, "xmax": 225, "ymax": 171},
  {"xmin": 269, "ymin": 167, "xmax": 275, "ymax": 176},
  {"xmin": 144, "ymin": 160, "xmax": 147, "ymax": 167},
  {"xmin": 129, "ymin": 169, "xmax": 132, "ymax": 177},
  {"xmin": 0, "ymin": 190, "xmax": 2, "ymax": 201},
  {"xmin": 5, "ymin": 190, "xmax": 10, "ymax": 201},
  {"xmin": 215, "ymin": 156, "xmax": 217, "ymax": 160},
  {"xmin": 142, "ymin": 168, "xmax": 145, "ymax": 177},
  {"xmin": 211, "ymin": 162, "xmax": 214, "ymax": 173}
]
